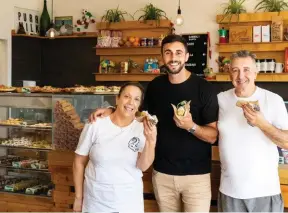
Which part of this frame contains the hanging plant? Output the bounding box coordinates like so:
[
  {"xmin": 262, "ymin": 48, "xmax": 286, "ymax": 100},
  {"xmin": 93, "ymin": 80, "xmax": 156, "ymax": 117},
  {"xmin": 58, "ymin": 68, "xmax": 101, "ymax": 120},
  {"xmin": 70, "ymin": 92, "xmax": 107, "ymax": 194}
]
[
  {"xmin": 134, "ymin": 3, "xmax": 168, "ymax": 25},
  {"xmin": 255, "ymin": 0, "xmax": 288, "ymax": 12},
  {"xmin": 101, "ymin": 6, "xmax": 133, "ymax": 23},
  {"xmin": 219, "ymin": 0, "xmax": 247, "ymax": 23}
]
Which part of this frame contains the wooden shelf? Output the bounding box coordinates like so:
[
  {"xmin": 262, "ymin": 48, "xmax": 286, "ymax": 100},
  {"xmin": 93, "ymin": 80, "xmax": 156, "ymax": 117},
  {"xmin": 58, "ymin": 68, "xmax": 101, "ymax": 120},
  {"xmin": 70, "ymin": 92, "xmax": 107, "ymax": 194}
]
[
  {"xmin": 216, "ymin": 73, "xmax": 288, "ymax": 82},
  {"xmin": 96, "ymin": 47, "xmax": 161, "ymax": 56},
  {"xmin": 12, "ymin": 34, "xmax": 97, "ymax": 39},
  {"xmin": 94, "ymin": 73, "xmax": 163, "ymax": 81},
  {"xmin": 217, "ymin": 42, "xmax": 288, "ymax": 53},
  {"xmin": 216, "ymin": 11, "xmax": 288, "ymax": 23},
  {"xmin": 96, "ymin": 20, "xmax": 172, "ymax": 30},
  {"xmin": 11, "ymin": 31, "xmax": 97, "ymax": 39}
]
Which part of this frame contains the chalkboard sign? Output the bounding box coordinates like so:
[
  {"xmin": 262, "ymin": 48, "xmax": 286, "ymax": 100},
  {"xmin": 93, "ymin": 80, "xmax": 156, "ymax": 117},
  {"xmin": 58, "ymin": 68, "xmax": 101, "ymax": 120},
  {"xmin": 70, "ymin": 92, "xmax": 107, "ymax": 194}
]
[{"xmin": 181, "ymin": 33, "xmax": 208, "ymax": 76}]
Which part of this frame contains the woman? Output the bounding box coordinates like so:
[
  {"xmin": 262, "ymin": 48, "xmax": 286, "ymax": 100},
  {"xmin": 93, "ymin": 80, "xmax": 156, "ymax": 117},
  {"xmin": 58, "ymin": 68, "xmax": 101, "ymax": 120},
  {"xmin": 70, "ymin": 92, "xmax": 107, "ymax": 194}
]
[{"xmin": 73, "ymin": 82, "xmax": 157, "ymax": 213}]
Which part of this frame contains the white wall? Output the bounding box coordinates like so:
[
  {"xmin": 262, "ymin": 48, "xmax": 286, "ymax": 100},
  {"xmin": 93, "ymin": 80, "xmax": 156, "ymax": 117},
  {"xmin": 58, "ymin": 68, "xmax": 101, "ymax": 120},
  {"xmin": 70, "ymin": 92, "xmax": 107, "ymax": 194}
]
[
  {"xmin": 51, "ymin": 0, "xmax": 260, "ymax": 72},
  {"xmin": 0, "ymin": 0, "xmax": 41, "ymax": 85}
]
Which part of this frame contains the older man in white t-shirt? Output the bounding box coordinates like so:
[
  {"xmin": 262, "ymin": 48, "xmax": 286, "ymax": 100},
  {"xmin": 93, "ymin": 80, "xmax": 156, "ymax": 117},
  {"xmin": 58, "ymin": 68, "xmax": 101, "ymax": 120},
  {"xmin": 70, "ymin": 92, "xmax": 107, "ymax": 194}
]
[{"xmin": 217, "ymin": 50, "xmax": 288, "ymax": 212}]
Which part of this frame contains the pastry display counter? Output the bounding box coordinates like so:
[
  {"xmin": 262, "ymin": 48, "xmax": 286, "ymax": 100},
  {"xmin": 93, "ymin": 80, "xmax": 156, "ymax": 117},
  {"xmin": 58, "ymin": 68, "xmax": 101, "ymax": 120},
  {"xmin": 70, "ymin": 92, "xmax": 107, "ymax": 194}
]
[{"xmin": 0, "ymin": 92, "xmax": 117, "ymax": 211}]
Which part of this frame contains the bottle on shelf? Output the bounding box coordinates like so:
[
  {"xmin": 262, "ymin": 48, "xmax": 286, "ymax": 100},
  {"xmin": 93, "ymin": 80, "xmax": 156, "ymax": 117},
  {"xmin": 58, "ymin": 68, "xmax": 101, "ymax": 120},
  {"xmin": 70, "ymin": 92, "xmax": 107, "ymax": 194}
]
[{"xmin": 40, "ymin": 0, "xmax": 51, "ymax": 36}]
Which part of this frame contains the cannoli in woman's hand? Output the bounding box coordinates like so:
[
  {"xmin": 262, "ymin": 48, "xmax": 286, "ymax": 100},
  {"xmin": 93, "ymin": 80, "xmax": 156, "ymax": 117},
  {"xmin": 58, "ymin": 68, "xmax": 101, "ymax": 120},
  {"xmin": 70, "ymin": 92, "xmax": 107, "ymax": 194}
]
[
  {"xmin": 136, "ymin": 111, "xmax": 158, "ymax": 125},
  {"xmin": 236, "ymin": 100, "xmax": 260, "ymax": 111},
  {"xmin": 171, "ymin": 100, "xmax": 191, "ymax": 117}
]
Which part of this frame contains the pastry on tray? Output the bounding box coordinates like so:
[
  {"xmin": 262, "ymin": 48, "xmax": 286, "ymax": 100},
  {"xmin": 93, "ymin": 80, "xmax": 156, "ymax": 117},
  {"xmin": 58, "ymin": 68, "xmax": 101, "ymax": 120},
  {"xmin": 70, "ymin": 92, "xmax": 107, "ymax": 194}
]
[
  {"xmin": 0, "ymin": 118, "xmax": 24, "ymax": 126},
  {"xmin": 0, "ymin": 85, "xmax": 16, "ymax": 92},
  {"xmin": 16, "ymin": 87, "xmax": 31, "ymax": 93}
]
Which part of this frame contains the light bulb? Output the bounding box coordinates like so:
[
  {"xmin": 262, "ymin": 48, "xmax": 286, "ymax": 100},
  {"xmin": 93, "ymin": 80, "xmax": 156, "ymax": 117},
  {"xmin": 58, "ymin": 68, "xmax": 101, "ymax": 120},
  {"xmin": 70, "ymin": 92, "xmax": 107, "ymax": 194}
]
[
  {"xmin": 175, "ymin": 14, "xmax": 184, "ymax": 26},
  {"xmin": 46, "ymin": 27, "xmax": 57, "ymax": 39}
]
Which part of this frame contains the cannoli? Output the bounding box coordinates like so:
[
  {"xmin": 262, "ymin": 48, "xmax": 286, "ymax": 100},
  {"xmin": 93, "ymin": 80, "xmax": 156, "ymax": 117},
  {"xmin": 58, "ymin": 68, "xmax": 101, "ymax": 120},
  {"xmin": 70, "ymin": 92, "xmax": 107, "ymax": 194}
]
[
  {"xmin": 136, "ymin": 111, "xmax": 158, "ymax": 125},
  {"xmin": 171, "ymin": 100, "xmax": 191, "ymax": 117},
  {"xmin": 236, "ymin": 100, "xmax": 260, "ymax": 111}
]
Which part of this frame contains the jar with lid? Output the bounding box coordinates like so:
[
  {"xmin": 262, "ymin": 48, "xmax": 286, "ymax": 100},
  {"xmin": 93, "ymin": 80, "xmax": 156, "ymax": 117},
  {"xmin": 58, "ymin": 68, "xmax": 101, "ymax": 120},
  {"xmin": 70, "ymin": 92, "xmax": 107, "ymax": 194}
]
[
  {"xmin": 255, "ymin": 59, "xmax": 261, "ymax": 72},
  {"xmin": 260, "ymin": 59, "xmax": 267, "ymax": 72},
  {"xmin": 140, "ymin": 38, "xmax": 147, "ymax": 46},
  {"xmin": 266, "ymin": 59, "xmax": 275, "ymax": 72},
  {"xmin": 147, "ymin": 37, "xmax": 154, "ymax": 46}
]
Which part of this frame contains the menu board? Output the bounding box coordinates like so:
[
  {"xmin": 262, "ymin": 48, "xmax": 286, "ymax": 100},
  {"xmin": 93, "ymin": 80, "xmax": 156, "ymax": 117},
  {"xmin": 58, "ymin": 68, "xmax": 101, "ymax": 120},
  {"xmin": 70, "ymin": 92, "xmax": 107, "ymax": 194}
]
[{"xmin": 181, "ymin": 33, "xmax": 208, "ymax": 76}]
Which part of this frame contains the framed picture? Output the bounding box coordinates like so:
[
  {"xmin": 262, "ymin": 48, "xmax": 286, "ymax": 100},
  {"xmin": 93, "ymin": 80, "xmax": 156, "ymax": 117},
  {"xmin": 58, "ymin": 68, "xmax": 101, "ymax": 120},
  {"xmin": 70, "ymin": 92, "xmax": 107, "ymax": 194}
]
[
  {"xmin": 14, "ymin": 7, "xmax": 40, "ymax": 35},
  {"xmin": 54, "ymin": 16, "xmax": 73, "ymax": 31}
]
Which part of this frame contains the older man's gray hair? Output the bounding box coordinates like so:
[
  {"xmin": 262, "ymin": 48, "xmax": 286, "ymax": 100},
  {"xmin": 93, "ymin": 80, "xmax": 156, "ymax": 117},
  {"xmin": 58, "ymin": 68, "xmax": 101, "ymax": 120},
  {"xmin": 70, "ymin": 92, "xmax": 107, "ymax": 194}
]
[{"xmin": 230, "ymin": 50, "xmax": 257, "ymax": 63}]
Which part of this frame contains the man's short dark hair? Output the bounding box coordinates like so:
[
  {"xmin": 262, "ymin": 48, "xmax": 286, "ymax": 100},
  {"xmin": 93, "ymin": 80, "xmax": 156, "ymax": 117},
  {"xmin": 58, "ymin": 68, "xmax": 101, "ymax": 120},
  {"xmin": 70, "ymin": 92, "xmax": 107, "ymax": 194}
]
[{"xmin": 161, "ymin": 34, "xmax": 189, "ymax": 54}]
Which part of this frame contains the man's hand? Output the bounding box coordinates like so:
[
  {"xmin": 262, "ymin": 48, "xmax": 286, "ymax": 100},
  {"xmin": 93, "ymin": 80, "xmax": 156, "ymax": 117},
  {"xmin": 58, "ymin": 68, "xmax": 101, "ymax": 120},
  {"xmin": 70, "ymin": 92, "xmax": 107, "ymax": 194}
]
[
  {"xmin": 88, "ymin": 107, "xmax": 113, "ymax": 122},
  {"xmin": 242, "ymin": 104, "xmax": 268, "ymax": 128},
  {"xmin": 173, "ymin": 112, "xmax": 194, "ymax": 131}
]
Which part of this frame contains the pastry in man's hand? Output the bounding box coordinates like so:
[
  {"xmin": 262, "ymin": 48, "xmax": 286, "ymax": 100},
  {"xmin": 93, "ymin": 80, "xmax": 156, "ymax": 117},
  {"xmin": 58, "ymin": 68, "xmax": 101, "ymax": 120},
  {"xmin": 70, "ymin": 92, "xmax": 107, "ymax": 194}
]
[
  {"xmin": 236, "ymin": 100, "xmax": 260, "ymax": 111},
  {"xmin": 171, "ymin": 100, "xmax": 191, "ymax": 117}
]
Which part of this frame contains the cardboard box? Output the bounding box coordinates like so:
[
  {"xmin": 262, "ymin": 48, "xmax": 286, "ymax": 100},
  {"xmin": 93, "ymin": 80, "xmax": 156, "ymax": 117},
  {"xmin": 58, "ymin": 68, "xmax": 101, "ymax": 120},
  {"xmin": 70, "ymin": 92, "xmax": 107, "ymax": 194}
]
[
  {"xmin": 262, "ymin": 25, "xmax": 270, "ymax": 42},
  {"xmin": 253, "ymin": 26, "xmax": 261, "ymax": 42},
  {"xmin": 229, "ymin": 26, "xmax": 253, "ymax": 43},
  {"xmin": 271, "ymin": 16, "xmax": 283, "ymax": 41}
]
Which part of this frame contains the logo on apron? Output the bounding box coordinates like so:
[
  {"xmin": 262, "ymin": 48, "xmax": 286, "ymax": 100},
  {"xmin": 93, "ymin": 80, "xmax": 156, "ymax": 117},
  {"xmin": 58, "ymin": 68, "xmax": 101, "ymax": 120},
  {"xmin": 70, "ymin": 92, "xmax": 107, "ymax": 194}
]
[{"xmin": 128, "ymin": 137, "xmax": 140, "ymax": 152}]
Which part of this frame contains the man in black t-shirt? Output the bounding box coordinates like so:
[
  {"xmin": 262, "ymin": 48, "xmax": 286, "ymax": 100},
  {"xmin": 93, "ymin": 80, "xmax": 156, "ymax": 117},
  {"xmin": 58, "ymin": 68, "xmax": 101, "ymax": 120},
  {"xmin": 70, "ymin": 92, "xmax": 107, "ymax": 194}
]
[{"xmin": 90, "ymin": 34, "xmax": 219, "ymax": 212}]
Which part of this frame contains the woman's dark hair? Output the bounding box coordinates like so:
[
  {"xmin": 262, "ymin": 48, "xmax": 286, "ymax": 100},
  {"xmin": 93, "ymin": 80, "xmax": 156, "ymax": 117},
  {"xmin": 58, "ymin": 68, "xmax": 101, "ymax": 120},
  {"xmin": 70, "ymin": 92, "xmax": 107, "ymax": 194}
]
[
  {"xmin": 161, "ymin": 34, "xmax": 189, "ymax": 54},
  {"xmin": 118, "ymin": 82, "xmax": 145, "ymax": 110}
]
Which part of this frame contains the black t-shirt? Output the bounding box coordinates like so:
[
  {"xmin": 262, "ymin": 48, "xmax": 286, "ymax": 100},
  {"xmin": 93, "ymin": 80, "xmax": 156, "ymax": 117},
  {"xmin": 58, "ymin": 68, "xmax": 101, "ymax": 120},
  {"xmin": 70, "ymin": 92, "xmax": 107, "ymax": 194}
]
[{"xmin": 143, "ymin": 73, "xmax": 219, "ymax": 175}]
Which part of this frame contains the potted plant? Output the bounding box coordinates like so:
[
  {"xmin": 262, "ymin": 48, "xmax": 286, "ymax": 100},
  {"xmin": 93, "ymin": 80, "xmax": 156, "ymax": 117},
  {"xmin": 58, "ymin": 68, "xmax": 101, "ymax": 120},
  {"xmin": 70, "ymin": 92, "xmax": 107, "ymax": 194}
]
[
  {"xmin": 101, "ymin": 6, "xmax": 133, "ymax": 23},
  {"xmin": 254, "ymin": 0, "xmax": 288, "ymax": 12},
  {"xmin": 219, "ymin": 0, "xmax": 247, "ymax": 23},
  {"xmin": 134, "ymin": 3, "xmax": 168, "ymax": 25}
]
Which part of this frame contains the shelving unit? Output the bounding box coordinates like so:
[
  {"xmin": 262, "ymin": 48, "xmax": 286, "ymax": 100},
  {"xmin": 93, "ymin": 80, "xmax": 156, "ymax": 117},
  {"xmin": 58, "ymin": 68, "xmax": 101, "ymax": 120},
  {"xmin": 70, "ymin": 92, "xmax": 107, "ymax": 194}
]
[
  {"xmin": 94, "ymin": 73, "xmax": 163, "ymax": 81},
  {"xmin": 11, "ymin": 30, "xmax": 97, "ymax": 39},
  {"xmin": 216, "ymin": 73, "xmax": 288, "ymax": 82},
  {"xmin": 96, "ymin": 47, "xmax": 161, "ymax": 56},
  {"xmin": 216, "ymin": 11, "xmax": 288, "ymax": 81},
  {"xmin": 95, "ymin": 20, "xmax": 172, "ymax": 82}
]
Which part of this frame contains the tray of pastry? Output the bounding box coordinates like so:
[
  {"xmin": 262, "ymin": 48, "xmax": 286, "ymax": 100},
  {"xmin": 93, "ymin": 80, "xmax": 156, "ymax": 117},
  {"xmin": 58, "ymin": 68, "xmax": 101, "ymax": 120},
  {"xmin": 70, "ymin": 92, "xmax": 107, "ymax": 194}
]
[
  {"xmin": 1, "ymin": 177, "xmax": 53, "ymax": 197},
  {"xmin": 0, "ymin": 85, "xmax": 16, "ymax": 92},
  {"xmin": 0, "ymin": 119, "xmax": 52, "ymax": 130},
  {"xmin": 0, "ymin": 137, "xmax": 52, "ymax": 150}
]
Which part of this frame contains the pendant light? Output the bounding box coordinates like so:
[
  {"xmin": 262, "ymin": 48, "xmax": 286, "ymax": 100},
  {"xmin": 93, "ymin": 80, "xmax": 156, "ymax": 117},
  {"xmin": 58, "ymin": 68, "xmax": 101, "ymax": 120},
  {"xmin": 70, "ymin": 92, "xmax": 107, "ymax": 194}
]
[
  {"xmin": 46, "ymin": 0, "xmax": 57, "ymax": 39},
  {"xmin": 175, "ymin": 0, "xmax": 184, "ymax": 26}
]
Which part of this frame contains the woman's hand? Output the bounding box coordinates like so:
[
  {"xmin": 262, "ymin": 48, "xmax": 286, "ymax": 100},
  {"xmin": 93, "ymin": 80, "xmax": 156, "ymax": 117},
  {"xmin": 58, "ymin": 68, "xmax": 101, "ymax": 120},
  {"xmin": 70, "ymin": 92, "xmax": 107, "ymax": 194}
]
[
  {"xmin": 73, "ymin": 197, "xmax": 83, "ymax": 212},
  {"xmin": 143, "ymin": 118, "xmax": 157, "ymax": 146}
]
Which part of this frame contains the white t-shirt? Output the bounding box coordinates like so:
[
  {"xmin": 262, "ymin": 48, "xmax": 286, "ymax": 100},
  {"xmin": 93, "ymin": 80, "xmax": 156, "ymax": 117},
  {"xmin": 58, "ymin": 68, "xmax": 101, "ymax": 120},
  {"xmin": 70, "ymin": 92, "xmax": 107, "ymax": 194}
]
[
  {"xmin": 217, "ymin": 87, "xmax": 288, "ymax": 199},
  {"xmin": 75, "ymin": 116, "xmax": 146, "ymax": 184}
]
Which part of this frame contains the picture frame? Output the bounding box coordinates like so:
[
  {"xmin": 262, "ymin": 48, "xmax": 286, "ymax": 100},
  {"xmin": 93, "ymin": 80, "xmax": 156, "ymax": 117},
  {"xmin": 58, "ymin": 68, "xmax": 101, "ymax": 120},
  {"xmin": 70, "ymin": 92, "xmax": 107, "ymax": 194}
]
[
  {"xmin": 14, "ymin": 7, "xmax": 40, "ymax": 35},
  {"xmin": 54, "ymin": 16, "xmax": 73, "ymax": 31}
]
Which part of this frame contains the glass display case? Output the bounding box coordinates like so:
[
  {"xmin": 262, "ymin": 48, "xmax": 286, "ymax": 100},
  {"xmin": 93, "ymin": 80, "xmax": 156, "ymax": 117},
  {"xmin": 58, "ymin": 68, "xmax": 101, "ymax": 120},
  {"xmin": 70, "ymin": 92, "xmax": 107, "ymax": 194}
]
[
  {"xmin": 52, "ymin": 94, "xmax": 116, "ymax": 150},
  {"xmin": 0, "ymin": 92, "xmax": 116, "ymax": 197}
]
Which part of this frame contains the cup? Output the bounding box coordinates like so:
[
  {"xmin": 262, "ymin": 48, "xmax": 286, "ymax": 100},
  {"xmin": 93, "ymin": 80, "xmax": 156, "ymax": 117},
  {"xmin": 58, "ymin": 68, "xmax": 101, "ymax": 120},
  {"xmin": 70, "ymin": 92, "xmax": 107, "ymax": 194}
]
[
  {"xmin": 282, "ymin": 149, "xmax": 288, "ymax": 163},
  {"xmin": 275, "ymin": 63, "xmax": 284, "ymax": 73}
]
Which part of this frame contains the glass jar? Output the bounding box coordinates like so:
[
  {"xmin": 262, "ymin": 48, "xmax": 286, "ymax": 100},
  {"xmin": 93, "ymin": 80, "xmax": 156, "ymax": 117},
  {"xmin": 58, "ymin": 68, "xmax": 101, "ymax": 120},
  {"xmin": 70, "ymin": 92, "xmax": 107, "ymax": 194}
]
[
  {"xmin": 260, "ymin": 59, "xmax": 267, "ymax": 72},
  {"xmin": 140, "ymin": 38, "xmax": 147, "ymax": 46},
  {"xmin": 147, "ymin": 37, "xmax": 154, "ymax": 46},
  {"xmin": 266, "ymin": 59, "xmax": 275, "ymax": 72}
]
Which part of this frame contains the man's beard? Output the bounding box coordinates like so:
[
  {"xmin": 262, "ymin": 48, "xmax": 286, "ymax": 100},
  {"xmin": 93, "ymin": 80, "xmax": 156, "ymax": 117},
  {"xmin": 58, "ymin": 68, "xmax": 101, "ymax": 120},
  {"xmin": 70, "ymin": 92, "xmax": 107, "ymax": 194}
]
[{"xmin": 166, "ymin": 61, "xmax": 185, "ymax": 75}]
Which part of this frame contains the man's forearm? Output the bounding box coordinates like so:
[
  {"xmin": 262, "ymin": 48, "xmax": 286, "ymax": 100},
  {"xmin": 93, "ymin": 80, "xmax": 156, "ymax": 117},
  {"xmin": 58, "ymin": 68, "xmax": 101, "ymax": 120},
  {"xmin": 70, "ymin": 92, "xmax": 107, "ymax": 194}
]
[
  {"xmin": 193, "ymin": 124, "xmax": 218, "ymax": 144},
  {"xmin": 259, "ymin": 122, "xmax": 288, "ymax": 149}
]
